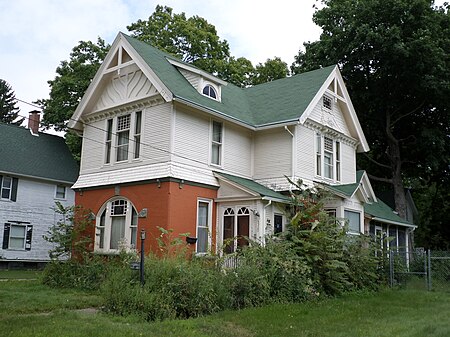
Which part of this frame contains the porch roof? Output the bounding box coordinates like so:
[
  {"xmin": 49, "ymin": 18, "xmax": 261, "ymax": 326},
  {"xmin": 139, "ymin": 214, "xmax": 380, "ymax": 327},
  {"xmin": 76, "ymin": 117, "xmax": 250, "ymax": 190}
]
[
  {"xmin": 364, "ymin": 199, "xmax": 415, "ymax": 228},
  {"xmin": 214, "ymin": 172, "xmax": 291, "ymax": 203}
]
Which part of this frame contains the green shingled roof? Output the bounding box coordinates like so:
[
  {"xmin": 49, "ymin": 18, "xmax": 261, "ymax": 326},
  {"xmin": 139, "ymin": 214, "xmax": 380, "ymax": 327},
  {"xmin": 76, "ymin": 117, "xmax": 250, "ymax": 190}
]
[
  {"xmin": 215, "ymin": 172, "xmax": 291, "ymax": 202},
  {"xmin": 123, "ymin": 33, "xmax": 334, "ymax": 127},
  {"xmin": 365, "ymin": 198, "xmax": 413, "ymax": 226},
  {"xmin": 0, "ymin": 123, "xmax": 79, "ymax": 184},
  {"xmin": 324, "ymin": 171, "xmax": 365, "ymax": 197}
]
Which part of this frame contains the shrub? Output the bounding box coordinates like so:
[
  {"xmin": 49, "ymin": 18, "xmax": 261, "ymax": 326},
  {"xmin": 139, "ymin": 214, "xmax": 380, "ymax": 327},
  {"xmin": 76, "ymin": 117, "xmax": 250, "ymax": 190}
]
[{"xmin": 102, "ymin": 254, "xmax": 230, "ymax": 321}]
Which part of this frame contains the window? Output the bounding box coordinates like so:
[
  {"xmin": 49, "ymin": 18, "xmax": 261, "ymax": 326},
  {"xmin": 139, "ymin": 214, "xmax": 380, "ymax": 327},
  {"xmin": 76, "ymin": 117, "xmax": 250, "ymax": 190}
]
[
  {"xmin": 222, "ymin": 206, "xmax": 250, "ymax": 254},
  {"xmin": 344, "ymin": 210, "xmax": 361, "ymax": 234},
  {"xmin": 202, "ymin": 84, "xmax": 217, "ymax": 99},
  {"xmin": 0, "ymin": 176, "xmax": 18, "ymax": 201},
  {"xmin": 196, "ymin": 200, "xmax": 212, "ymax": 254},
  {"xmin": 134, "ymin": 111, "xmax": 142, "ymax": 159},
  {"xmin": 116, "ymin": 114, "xmax": 131, "ymax": 162},
  {"xmin": 2, "ymin": 223, "xmax": 32, "ymax": 250},
  {"xmin": 55, "ymin": 185, "xmax": 66, "ymax": 199},
  {"xmin": 105, "ymin": 111, "xmax": 142, "ymax": 164},
  {"xmin": 315, "ymin": 134, "xmax": 341, "ymax": 181},
  {"xmin": 95, "ymin": 198, "xmax": 138, "ymax": 252},
  {"xmin": 211, "ymin": 121, "xmax": 223, "ymax": 166},
  {"xmin": 105, "ymin": 119, "xmax": 113, "ymax": 164},
  {"xmin": 323, "ymin": 95, "xmax": 332, "ymax": 110},
  {"xmin": 274, "ymin": 214, "xmax": 283, "ymax": 234}
]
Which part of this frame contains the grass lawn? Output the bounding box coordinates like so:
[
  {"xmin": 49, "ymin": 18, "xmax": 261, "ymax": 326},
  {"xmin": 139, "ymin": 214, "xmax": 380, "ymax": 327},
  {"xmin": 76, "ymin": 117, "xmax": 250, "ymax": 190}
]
[{"xmin": 1, "ymin": 278, "xmax": 449, "ymax": 337}]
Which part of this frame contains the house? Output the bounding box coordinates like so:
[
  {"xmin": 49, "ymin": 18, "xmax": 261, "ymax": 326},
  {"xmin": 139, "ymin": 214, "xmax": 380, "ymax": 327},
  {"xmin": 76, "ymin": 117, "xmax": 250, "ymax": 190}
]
[
  {"xmin": 68, "ymin": 32, "xmax": 415, "ymax": 256},
  {"xmin": 0, "ymin": 112, "xmax": 79, "ymax": 268}
]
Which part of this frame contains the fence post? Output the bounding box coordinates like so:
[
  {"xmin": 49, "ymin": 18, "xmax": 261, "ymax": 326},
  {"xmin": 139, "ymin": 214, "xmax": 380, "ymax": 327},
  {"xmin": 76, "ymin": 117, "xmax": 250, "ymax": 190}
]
[
  {"xmin": 389, "ymin": 250, "xmax": 394, "ymax": 287},
  {"xmin": 427, "ymin": 249, "xmax": 432, "ymax": 291}
]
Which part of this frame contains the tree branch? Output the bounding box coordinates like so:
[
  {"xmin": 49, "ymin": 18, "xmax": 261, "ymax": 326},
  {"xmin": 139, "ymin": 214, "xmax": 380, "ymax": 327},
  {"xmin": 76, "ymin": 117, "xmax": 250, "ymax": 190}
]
[
  {"xmin": 363, "ymin": 153, "xmax": 391, "ymax": 170},
  {"xmin": 367, "ymin": 173, "xmax": 393, "ymax": 185},
  {"xmin": 391, "ymin": 101, "xmax": 425, "ymax": 127}
]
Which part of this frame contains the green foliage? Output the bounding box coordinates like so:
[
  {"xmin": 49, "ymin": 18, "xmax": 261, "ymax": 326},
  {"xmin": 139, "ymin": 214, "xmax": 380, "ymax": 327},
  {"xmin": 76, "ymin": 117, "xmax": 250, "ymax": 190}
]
[
  {"xmin": 252, "ymin": 57, "xmax": 290, "ymax": 85},
  {"xmin": 102, "ymin": 254, "xmax": 229, "ymax": 321},
  {"xmin": 0, "ymin": 79, "xmax": 24, "ymax": 125},
  {"xmin": 43, "ymin": 202, "xmax": 93, "ymax": 260},
  {"xmin": 292, "ymin": 0, "xmax": 450, "ymax": 226}
]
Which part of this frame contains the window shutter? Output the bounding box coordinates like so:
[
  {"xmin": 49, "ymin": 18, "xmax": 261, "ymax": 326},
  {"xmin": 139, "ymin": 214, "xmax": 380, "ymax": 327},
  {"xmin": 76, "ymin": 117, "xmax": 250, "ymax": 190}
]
[
  {"xmin": 25, "ymin": 225, "xmax": 33, "ymax": 251},
  {"xmin": 0, "ymin": 175, "xmax": 3, "ymax": 189},
  {"xmin": 11, "ymin": 178, "xmax": 18, "ymax": 202},
  {"xmin": 2, "ymin": 223, "xmax": 10, "ymax": 249}
]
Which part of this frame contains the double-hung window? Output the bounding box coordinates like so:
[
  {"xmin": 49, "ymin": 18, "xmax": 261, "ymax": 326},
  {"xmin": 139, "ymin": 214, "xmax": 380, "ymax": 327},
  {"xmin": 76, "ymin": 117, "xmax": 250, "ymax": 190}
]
[
  {"xmin": 104, "ymin": 111, "xmax": 142, "ymax": 164},
  {"xmin": 315, "ymin": 134, "xmax": 341, "ymax": 182},
  {"xmin": 2, "ymin": 223, "xmax": 33, "ymax": 250},
  {"xmin": 55, "ymin": 185, "xmax": 66, "ymax": 199},
  {"xmin": 0, "ymin": 175, "xmax": 18, "ymax": 201},
  {"xmin": 211, "ymin": 121, "xmax": 223, "ymax": 166},
  {"xmin": 344, "ymin": 210, "xmax": 361, "ymax": 234},
  {"xmin": 196, "ymin": 199, "xmax": 212, "ymax": 254}
]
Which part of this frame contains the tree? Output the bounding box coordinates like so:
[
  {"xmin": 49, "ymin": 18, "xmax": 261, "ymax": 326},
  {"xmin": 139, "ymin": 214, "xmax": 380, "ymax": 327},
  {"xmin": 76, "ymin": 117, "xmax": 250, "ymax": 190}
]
[
  {"xmin": 291, "ymin": 0, "xmax": 450, "ymax": 229},
  {"xmin": 252, "ymin": 57, "xmax": 290, "ymax": 85},
  {"xmin": 127, "ymin": 5, "xmax": 232, "ymax": 75},
  {"xmin": 38, "ymin": 38, "xmax": 110, "ymax": 131},
  {"xmin": 0, "ymin": 79, "xmax": 24, "ymax": 125}
]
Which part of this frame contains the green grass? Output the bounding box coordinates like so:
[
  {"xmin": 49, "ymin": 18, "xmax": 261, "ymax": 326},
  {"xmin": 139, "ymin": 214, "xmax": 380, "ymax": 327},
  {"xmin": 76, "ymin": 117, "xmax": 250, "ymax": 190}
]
[
  {"xmin": 0, "ymin": 280, "xmax": 449, "ymax": 337},
  {"xmin": 0, "ymin": 269, "xmax": 42, "ymax": 279}
]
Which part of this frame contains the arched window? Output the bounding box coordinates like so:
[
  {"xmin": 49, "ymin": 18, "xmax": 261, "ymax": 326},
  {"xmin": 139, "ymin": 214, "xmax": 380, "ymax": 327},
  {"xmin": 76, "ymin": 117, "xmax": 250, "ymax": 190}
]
[
  {"xmin": 95, "ymin": 198, "xmax": 138, "ymax": 252},
  {"xmin": 202, "ymin": 84, "xmax": 217, "ymax": 99}
]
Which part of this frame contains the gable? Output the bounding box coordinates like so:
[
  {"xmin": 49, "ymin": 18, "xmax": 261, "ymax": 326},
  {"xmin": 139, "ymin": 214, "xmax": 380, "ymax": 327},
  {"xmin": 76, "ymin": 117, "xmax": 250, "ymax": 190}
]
[{"xmin": 69, "ymin": 33, "xmax": 173, "ymax": 132}]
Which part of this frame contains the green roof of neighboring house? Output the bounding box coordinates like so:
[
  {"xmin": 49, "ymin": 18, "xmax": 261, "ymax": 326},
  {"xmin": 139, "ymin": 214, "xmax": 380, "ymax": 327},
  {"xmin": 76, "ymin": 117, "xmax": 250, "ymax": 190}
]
[
  {"xmin": 364, "ymin": 198, "xmax": 413, "ymax": 227},
  {"xmin": 0, "ymin": 123, "xmax": 79, "ymax": 184},
  {"xmin": 215, "ymin": 172, "xmax": 291, "ymax": 202},
  {"xmin": 123, "ymin": 33, "xmax": 334, "ymax": 127}
]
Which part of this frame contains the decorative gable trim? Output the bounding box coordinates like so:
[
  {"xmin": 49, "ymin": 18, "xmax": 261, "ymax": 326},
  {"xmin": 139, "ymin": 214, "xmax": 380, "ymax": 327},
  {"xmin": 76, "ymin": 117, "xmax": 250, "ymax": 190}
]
[
  {"xmin": 167, "ymin": 58, "xmax": 227, "ymax": 86},
  {"xmin": 69, "ymin": 32, "xmax": 173, "ymax": 132},
  {"xmin": 299, "ymin": 66, "xmax": 369, "ymax": 153}
]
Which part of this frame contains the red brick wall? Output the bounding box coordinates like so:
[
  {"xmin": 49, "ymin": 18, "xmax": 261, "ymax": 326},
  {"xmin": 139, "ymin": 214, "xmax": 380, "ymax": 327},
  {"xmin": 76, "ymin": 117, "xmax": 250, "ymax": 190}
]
[{"xmin": 75, "ymin": 180, "xmax": 217, "ymax": 255}]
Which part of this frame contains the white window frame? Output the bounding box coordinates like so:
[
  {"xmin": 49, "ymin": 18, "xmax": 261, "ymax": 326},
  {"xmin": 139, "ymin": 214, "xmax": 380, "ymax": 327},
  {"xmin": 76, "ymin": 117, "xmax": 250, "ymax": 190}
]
[
  {"xmin": 323, "ymin": 94, "xmax": 332, "ymax": 110},
  {"xmin": 315, "ymin": 133, "xmax": 341, "ymax": 182},
  {"xmin": 104, "ymin": 111, "xmax": 142, "ymax": 165},
  {"xmin": 200, "ymin": 80, "xmax": 221, "ymax": 101},
  {"xmin": 95, "ymin": 198, "xmax": 138, "ymax": 253},
  {"xmin": 344, "ymin": 209, "xmax": 362, "ymax": 234},
  {"xmin": 8, "ymin": 224, "xmax": 27, "ymax": 250},
  {"xmin": 196, "ymin": 199, "xmax": 212, "ymax": 254},
  {"xmin": 55, "ymin": 185, "xmax": 66, "ymax": 199},
  {"xmin": 221, "ymin": 206, "xmax": 250, "ymax": 254},
  {"xmin": 1, "ymin": 176, "xmax": 12, "ymax": 200},
  {"xmin": 210, "ymin": 120, "xmax": 223, "ymax": 167}
]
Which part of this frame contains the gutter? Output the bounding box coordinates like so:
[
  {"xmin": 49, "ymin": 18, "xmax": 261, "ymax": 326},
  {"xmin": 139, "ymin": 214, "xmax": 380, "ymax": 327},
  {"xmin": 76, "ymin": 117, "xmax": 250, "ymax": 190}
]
[{"xmin": 370, "ymin": 217, "xmax": 416, "ymax": 228}]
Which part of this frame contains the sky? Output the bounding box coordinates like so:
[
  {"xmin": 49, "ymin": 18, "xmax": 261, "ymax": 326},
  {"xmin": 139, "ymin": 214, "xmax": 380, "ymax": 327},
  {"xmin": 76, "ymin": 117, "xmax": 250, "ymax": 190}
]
[{"xmin": 0, "ymin": 0, "xmax": 323, "ymax": 124}]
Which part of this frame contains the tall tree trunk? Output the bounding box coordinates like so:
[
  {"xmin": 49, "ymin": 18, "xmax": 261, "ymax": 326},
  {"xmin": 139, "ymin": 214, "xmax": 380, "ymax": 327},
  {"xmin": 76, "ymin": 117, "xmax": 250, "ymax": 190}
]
[{"xmin": 386, "ymin": 112, "xmax": 407, "ymax": 219}]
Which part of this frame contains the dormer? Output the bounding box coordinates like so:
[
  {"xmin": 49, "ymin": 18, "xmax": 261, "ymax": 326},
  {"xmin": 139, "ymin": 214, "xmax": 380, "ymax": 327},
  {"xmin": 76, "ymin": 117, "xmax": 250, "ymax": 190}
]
[{"xmin": 166, "ymin": 58, "xmax": 226, "ymax": 102}]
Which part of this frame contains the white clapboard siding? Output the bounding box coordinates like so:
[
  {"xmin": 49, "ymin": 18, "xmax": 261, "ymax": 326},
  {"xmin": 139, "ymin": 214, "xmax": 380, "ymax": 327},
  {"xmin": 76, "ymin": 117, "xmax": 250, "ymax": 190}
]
[
  {"xmin": 141, "ymin": 102, "xmax": 171, "ymax": 164},
  {"xmin": 340, "ymin": 142, "xmax": 356, "ymax": 184},
  {"xmin": 223, "ymin": 123, "xmax": 252, "ymax": 176},
  {"xmin": 80, "ymin": 118, "xmax": 108, "ymax": 173},
  {"xmin": 0, "ymin": 177, "xmax": 75, "ymax": 261},
  {"xmin": 173, "ymin": 107, "xmax": 210, "ymax": 166},
  {"xmin": 309, "ymin": 100, "xmax": 351, "ymax": 137},
  {"xmin": 179, "ymin": 69, "xmax": 200, "ymax": 90},
  {"xmin": 295, "ymin": 124, "xmax": 316, "ymax": 182},
  {"xmin": 253, "ymin": 128, "xmax": 292, "ymax": 180}
]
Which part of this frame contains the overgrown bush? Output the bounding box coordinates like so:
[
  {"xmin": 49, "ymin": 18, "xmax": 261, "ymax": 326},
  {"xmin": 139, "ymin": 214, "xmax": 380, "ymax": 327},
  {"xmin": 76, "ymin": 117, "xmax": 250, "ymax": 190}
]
[{"xmin": 41, "ymin": 255, "xmax": 110, "ymax": 290}]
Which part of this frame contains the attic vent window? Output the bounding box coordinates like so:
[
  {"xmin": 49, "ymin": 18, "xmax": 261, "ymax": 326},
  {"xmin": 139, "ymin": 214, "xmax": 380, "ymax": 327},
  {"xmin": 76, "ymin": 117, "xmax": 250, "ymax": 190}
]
[
  {"xmin": 202, "ymin": 85, "xmax": 217, "ymax": 99},
  {"xmin": 323, "ymin": 95, "xmax": 332, "ymax": 110}
]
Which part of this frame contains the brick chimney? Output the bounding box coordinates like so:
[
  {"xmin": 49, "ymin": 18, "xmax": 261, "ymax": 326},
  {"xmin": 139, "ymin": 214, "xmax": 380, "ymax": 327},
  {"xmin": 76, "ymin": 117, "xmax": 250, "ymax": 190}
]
[{"xmin": 28, "ymin": 110, "xmax": 40, "ymax": 135}]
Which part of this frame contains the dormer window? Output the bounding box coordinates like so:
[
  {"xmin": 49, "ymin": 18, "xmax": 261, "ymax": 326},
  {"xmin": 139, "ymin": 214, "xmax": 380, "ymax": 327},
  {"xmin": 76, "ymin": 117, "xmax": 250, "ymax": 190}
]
[{"xmin": 202, "ymin": 85, "xmax": 217, "ymax": 99}]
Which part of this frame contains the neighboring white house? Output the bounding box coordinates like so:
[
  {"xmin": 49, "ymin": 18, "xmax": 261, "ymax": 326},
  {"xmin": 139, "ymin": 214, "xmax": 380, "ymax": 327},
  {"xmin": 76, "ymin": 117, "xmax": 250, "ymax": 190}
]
[
  {"xmin": 0, "ymin": 113, "xmax": 79, "ymax": 268},
  {"xmin": 68, "ymin": 32, "xmax": 415, "ymax": 256}
]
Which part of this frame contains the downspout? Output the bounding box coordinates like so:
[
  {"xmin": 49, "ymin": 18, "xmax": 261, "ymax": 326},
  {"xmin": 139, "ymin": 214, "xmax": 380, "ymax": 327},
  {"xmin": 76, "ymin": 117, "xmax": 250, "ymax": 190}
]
[
  {"xmin": 262, "ymin": 199, "xmax": 272, "ymax": 245},
  {"xmin": 284, "ymin": 126, "xmax": 295, "ymax": 184}
]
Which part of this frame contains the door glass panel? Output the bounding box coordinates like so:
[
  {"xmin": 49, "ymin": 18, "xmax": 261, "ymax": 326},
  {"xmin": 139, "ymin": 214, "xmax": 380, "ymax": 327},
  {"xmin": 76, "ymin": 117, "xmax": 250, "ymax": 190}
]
[
  {"xmin": 237, "ymin": 215, "xmax": 249, "ymax": 249},
  {"xmin": 223, "ymin": 215, "xmax": 234, "ymax": 254},
  {"xmin": 110, "ymin": 216, "xmax": 125, "ymax": 250}
]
